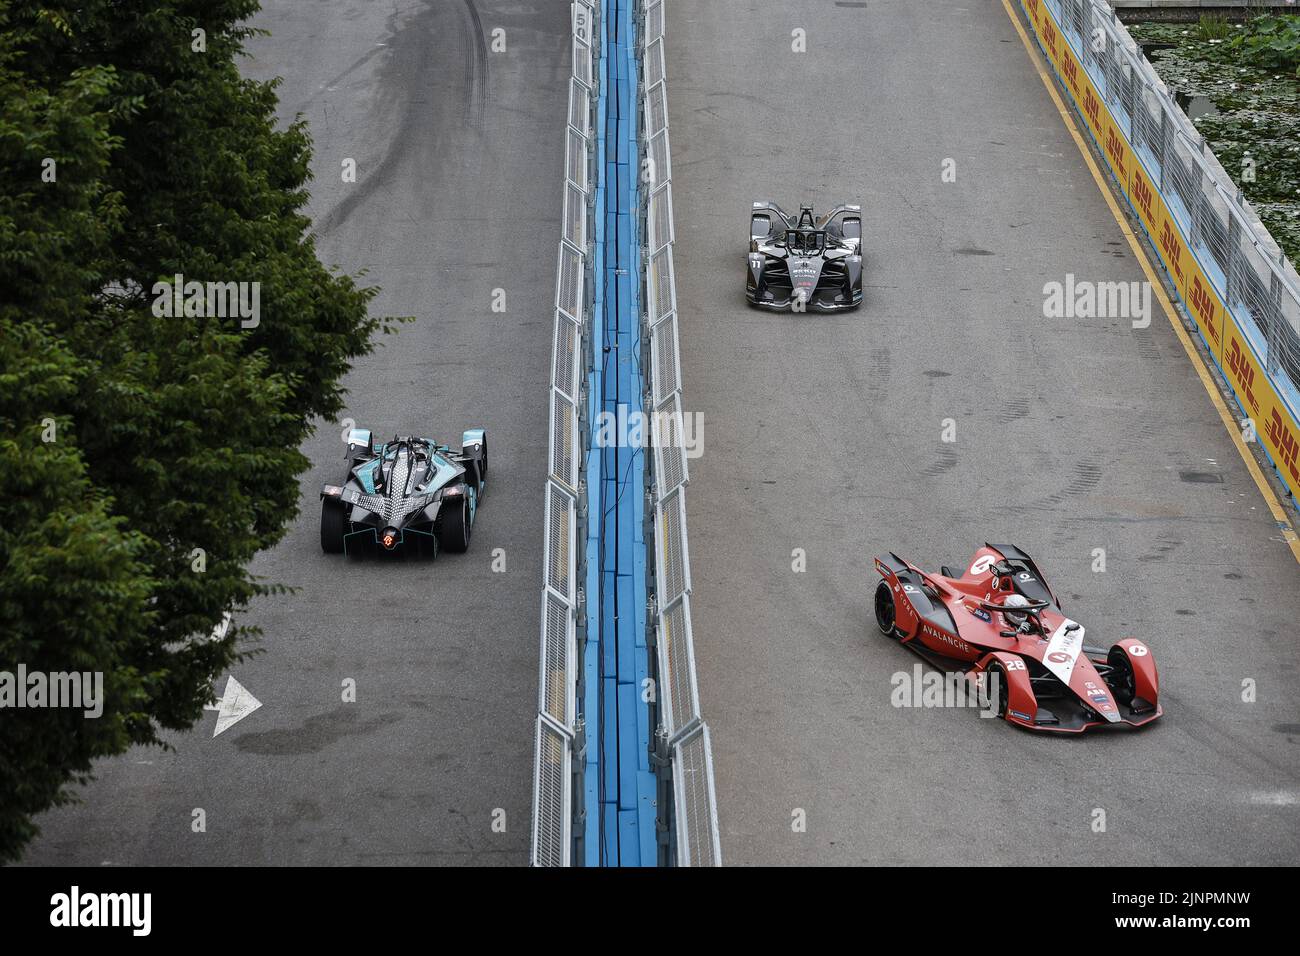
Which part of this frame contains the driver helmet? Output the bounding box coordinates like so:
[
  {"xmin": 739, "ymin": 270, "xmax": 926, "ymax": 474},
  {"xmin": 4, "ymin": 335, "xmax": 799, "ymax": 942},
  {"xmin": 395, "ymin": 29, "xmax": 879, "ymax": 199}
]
[{"xmin": 1002, "ymin": 592, "xmax": 1031, "ymax": 629}]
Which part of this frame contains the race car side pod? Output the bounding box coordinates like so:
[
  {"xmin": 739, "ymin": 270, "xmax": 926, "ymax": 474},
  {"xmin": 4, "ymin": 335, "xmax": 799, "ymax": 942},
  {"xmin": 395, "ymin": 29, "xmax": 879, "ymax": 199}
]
[{"xmin": 873, "ymin": 554, "xmax": 950, "ymax": 643}]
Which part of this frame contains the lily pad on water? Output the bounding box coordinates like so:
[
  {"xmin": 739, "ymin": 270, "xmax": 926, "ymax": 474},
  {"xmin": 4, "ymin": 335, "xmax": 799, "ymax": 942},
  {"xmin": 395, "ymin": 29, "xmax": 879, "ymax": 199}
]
[{"xmin": 1128, "ymin": 17, "xmax": 1300, "ymax": 267}]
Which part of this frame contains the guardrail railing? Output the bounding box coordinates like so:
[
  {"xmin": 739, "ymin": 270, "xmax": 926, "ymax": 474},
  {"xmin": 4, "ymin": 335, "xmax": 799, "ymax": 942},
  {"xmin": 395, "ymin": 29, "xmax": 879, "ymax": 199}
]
[
  {"xmin": 637, "ymin": 0, "xmax": 722, "ymax": 867},
  {"xmin": 1024, "ymin": 0, "xmax": 1300, "ymax": 501},
  {"xmin": 531, "ymin": 0, "xmax": 597, "ymax": 868}
]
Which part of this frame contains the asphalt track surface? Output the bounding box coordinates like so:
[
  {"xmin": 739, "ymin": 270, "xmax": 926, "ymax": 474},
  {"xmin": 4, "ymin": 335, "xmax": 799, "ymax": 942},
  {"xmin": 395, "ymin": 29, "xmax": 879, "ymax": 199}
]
[
  {"xmin": 19, "ymin": 0, "xmax": 1300, "ymax": 871},
  {"xmin": 667, "ymin": 0, "xmax": 1300, "ymax": 864},
  {"xmin": 24, "ymin": 0, "xmax": 567, "ymax": 865}
]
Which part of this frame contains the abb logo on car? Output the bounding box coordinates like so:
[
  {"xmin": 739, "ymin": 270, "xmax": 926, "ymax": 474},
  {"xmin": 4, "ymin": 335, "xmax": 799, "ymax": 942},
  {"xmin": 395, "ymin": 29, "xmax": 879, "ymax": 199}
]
[{"xmin": 1084, "ymin": 680, "xmax": 1113, "ymax": 712}]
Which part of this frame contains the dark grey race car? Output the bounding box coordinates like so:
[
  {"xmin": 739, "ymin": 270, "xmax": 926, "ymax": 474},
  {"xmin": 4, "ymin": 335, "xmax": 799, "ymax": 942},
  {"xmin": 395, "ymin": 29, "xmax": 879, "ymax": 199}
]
[
  {"xmin": 745, "ymin": 201, "xmax": 863, "ymax": 312},
  {"xmin": 319, "ymin": 427, "xmax": 486, "ymax": 556}
]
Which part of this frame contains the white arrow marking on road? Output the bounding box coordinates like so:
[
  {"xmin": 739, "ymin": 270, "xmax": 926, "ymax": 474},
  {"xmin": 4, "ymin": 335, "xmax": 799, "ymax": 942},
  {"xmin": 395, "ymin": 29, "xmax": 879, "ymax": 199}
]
[
  {"xmin": 1249, "ymin": 791, "xmax": 1299, "ymax": 806},
  {"xmin": 209, "ymin": 611, "xmax": 232, "ymax": 643},
  {"xmin": 203, "ymin": 675, "xmax": 262, "ymax": 737}
]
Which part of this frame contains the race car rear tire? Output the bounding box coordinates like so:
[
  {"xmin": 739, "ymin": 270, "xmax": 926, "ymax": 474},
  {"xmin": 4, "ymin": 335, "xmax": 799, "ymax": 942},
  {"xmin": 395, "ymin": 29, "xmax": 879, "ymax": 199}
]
[
  {"xmin": 874, "ymin": 581, "xmax": 899, "ymax": 639},
  {"xmin": 1105, "ymin": 646, "xmax": 1137, "ymax": 706},
  {"xmin": 321, "ymin": 499, "xmax": 347, "ymax": 554},
  {"xmin": 437, "ymin": 496, "xmax": 471, "ymax": 553}
]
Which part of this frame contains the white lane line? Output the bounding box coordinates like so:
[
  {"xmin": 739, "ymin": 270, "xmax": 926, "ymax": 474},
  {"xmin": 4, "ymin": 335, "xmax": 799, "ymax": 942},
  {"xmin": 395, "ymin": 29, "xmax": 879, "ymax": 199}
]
[{"xmin": 1248, "ymin": 791, "xmax": 1300, "ymax": 806}]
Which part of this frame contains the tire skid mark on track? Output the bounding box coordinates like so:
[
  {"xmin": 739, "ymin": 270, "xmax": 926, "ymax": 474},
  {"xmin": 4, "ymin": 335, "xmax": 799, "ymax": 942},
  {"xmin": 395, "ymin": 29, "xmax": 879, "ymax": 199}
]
[
  {"xmin": 315, "ymin": 1, "xmax": 492, "ymax": 239},
  {"xmin": 461, "ymin": 0, "xmax": 490, "ymax": 122}
]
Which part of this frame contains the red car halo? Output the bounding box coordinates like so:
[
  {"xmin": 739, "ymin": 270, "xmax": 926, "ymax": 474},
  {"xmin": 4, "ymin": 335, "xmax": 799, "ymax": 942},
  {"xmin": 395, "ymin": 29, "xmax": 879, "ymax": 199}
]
[{"xmin": 873, "ymin": 543, "xmax": 1161, "ymax": 733}]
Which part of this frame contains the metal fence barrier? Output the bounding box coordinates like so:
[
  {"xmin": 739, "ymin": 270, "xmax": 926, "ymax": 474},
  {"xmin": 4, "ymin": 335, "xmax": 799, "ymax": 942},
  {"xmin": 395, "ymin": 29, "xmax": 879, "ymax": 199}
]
[
  {"xmin": 1026, "ymin": 0, "xmax": 1300, "ymax": 499},
  {"xmin": 637, "ymin": 0, "xmax": 722, "ymax": 866},
  {"xmin": 531, "ymin": 0, "xmax": 597, "ymax": 868}
]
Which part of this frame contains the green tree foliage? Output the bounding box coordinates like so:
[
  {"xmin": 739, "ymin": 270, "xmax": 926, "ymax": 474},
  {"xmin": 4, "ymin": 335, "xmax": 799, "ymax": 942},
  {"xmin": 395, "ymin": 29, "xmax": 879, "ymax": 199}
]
[{"xmin": 0, "ymin": 0, "xmax": 386, "ymax": 860}]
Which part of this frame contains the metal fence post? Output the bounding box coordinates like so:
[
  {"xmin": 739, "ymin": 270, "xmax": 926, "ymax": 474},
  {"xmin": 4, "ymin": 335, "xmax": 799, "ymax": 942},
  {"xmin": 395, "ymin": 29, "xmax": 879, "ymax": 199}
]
[
  {"xmin": 1157, "ymin": 107, "xmax": 1169, "ymax": 191},
  {"xmin": 1125, "ymin": 60, "xmax": 1134, "ymax": 121},
  {"xmin": 652, "ymin": 724, "xmax": 673, "ymax": 864},
  {"xmin": 571, "ymin": 715, "xmax": 586, "ymax": 863},
  {"xmin": 1270, "ymin": 262, "xmax": 1285, "ymax": 377},
  {"xmin": 1190, "ymin": 147, "xmax": 1206, "ymax": 251},
  {"xmin": 1227, "ymin": 201, "xmax": 1242, "ymax": 309}
]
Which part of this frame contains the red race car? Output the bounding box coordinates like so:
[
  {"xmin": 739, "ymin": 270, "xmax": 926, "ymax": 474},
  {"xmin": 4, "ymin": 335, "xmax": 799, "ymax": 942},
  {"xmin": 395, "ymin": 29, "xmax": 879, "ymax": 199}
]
[{"xmin": 873, "ymin": 544, "xmax": 1161, "ymax": 733}]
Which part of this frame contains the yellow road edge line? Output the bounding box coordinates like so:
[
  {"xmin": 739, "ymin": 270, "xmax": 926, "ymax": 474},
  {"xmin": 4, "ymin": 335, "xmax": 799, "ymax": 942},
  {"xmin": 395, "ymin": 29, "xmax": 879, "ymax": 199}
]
[{"xmin": 999, "ymin": 0, "xmax": 1300, "ymax": 566}]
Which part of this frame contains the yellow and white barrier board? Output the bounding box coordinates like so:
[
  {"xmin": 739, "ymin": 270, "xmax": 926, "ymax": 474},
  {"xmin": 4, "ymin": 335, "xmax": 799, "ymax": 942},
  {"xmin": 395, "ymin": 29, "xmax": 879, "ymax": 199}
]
[{"xmin": 1019, "ymin": 0, "xmax": 1300, "ymax": 501}]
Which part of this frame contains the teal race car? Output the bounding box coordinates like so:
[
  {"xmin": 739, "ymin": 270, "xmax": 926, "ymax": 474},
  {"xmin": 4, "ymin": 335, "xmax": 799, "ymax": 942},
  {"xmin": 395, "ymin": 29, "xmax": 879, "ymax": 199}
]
[{"xmin": 319, "ymin": 427, "xmax": 486, "ymax": 556}]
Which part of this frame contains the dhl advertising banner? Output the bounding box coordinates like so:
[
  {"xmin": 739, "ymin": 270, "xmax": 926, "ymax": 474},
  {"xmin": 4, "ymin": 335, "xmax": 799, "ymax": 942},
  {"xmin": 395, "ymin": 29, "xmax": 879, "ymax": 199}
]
[{"xmin": 1019, "ymin": 0, "xmax": 1300, "ymax": 501}]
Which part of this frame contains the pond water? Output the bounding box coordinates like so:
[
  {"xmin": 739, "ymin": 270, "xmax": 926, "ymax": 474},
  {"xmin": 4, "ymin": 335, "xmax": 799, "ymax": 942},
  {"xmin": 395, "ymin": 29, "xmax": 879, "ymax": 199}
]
[
  {"xmin": 1174, "ymin": 91, "xmax": 1222, "ymax": 121},
  {"xmin": 1127, "ymin": 19, "xmax": 1300, "ymax": 267},
  {"xmin": 1138, "ymin": 41, "xmax": 1177, "ymax": 59}
]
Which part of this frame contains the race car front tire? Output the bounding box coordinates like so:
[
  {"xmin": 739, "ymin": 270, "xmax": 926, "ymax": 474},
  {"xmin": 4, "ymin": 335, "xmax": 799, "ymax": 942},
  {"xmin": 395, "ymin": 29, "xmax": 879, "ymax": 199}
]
[
  {"xmin": 321, "ymin": 499, "xmax": 347, "ymax": 554},
  {"xmin": 1105, "ymin": 646, "xmax": 1137, "ymax": 706},
  {"xmin": 986, "ymin": 663, "xmax": 1009, "ymax": 719},
  {"xmin": 436, "ymin": 496, "xmax": 471, "ymax": 553}
]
